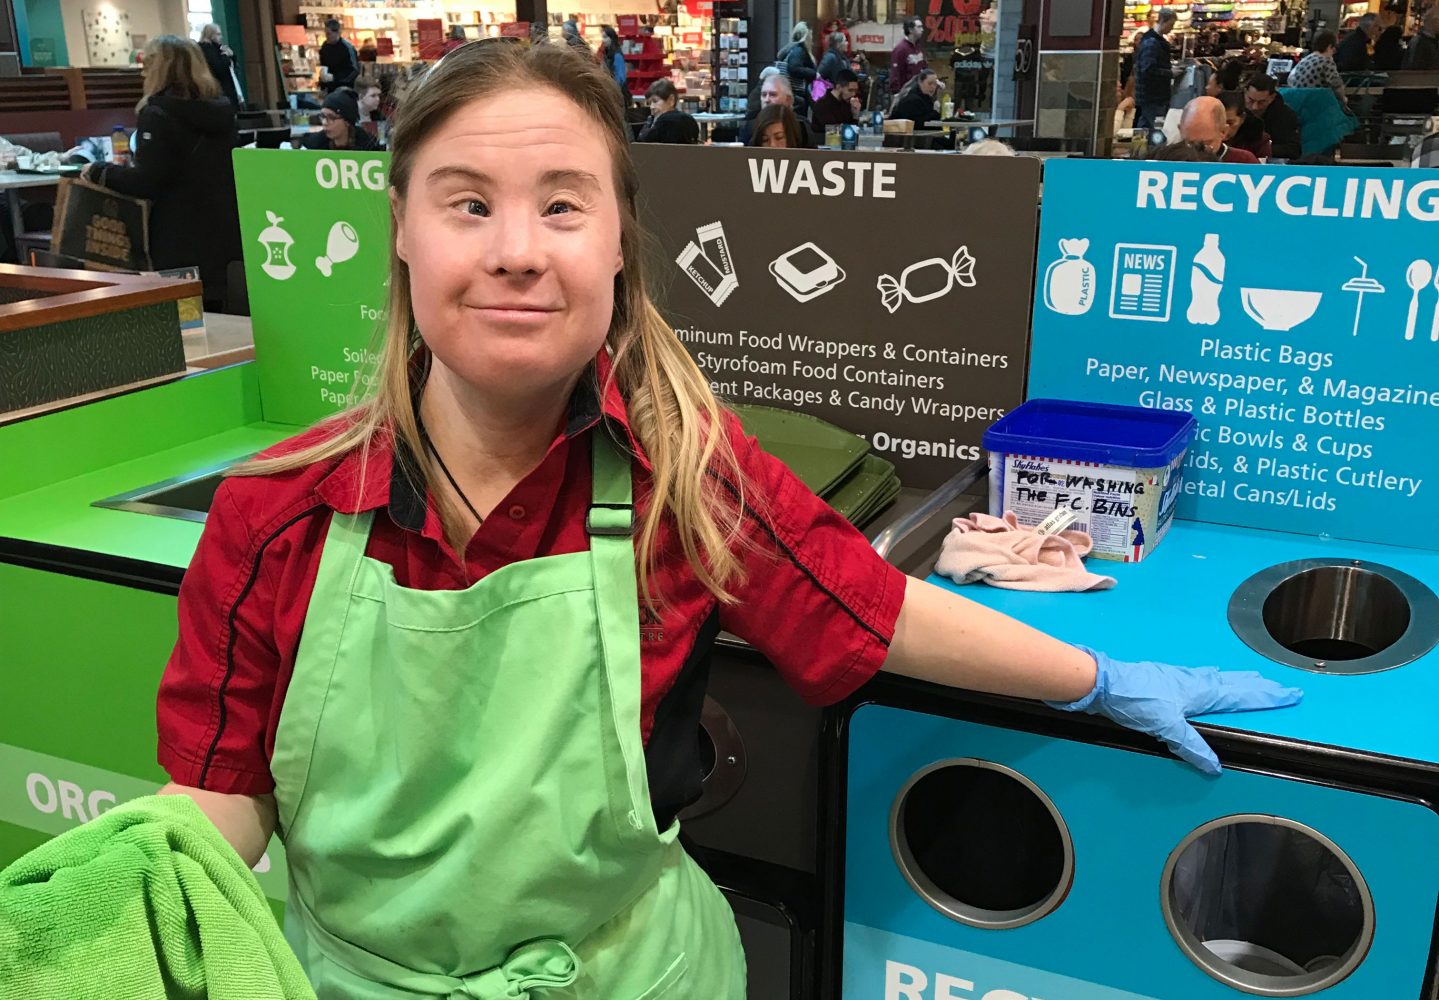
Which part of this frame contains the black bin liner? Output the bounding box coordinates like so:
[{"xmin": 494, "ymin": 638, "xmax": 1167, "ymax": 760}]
[
  {"xmin": 1170, "ymin": 822, "xmax": 1364, "ymax": 970},
  {"xmin": 900, "ymin": 765, "xmax": 1066, "ymax": 912}
]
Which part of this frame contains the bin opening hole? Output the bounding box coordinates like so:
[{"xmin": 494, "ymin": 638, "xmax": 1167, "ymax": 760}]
[
  {"xmin": 1164, "ymin": 818, "xmax": 1373, "ymax": 995},
  {"xmin": 891, "ymin": 761, "xmax": 1071, "ymax": 929},
  {"xmin": 1262, "ymin": 565, "xmax": 1409, "ymax": 662},
  {"xmin": 696, "ymin": 725, "xmax": 716, "ymax": 782}
]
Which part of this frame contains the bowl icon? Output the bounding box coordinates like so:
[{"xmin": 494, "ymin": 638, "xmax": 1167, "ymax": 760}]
[{"xmin": 1240, "ymin": 288, "xmax": 1323, "ymax": 332}]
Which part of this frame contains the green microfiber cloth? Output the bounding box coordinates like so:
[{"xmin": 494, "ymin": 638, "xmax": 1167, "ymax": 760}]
[{"xmin": 0, "ymin": 793, "xmax": 315, "ymax": 1000}]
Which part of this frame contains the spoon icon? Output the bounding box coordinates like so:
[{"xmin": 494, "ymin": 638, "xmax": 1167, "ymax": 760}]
[
  {"xmin": 1405, "ymin": 259, "xmax": 1432, "ymax": 340},
  {"xmin": 1431, "ymin": 264, "xmax": 1439, "ymax": 343}
]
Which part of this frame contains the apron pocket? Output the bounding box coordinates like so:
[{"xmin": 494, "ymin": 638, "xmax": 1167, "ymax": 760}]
[{"xmin": 627, "ymin": 953, "xmax": 688, "ymax": 1000}]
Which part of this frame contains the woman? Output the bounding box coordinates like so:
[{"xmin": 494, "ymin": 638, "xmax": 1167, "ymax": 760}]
[
  {"xmin": 1288, "ymin": 32, "xmax": 1349, "ymax": 110},
  {"xmin": 155, "ymin": 40, "xmax": 1297, "ymax": 998},
  {"xmin": 890, "ymin": 67, "xmax": 942, "ymax": 126},
  {"xmin": 779, "ymin": 22, "xmax": 818, "ymax": 117},
  {"xmin": 198, "ymin": 22, "xmax": 241, "ymax": 107},
  {"xmin": 748, "ymin": 103, "xmax": 804, "ymax": 147},
  {"xmin": 600, "ymin": 25, "xmax": 628, "ymax": 91},
  {"xmin": 1203, "ymin": 58, "xmax": 1244, "ymax": 98},
  {"xmin": 83, "ymin": 35, "xmax": 240, "ymax": 310},
  {"xmin": 817, "ymin": 31, "xmax": 849, "ymax": 90},
  {"xmin": 301, "ymin": 88, "xmax": 383, "ymax": 151},
  {"xmin": 637, "ymin": 78, "xmax": 699, "ymax": 143}
]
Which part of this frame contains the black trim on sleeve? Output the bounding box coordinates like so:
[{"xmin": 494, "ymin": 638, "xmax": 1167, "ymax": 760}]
[
  {"xmin": 707, "ymin": 470, "xmax": 889, "ymax": 647},
  {"xmin": 198, "ymin": 504, "xmax": 326, "ymax": 788}
]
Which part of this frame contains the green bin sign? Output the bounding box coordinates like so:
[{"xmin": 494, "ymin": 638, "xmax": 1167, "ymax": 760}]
[{"xmin": 233, "ymin": 149, "xmax": 393, "ymax": 427}]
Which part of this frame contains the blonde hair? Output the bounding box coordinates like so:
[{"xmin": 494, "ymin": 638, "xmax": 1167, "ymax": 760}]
[
  {"xmin": 239, "ymin": 41, "xmax": 753, "ymax": 602},
  {"xmin": 200, "ymin": 23, "xmax": 222, "ymax": 43},
  {"xmin": 790, "ymin": 22, "xmax": 811, "ymax": 46},
  {"xmin": 138, "ymin": 35, "xmax": 221, "ymax": 111}
]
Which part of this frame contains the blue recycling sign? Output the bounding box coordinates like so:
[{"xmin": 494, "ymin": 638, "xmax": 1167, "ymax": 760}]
[{"xmin": 1027, "ymin": 159, "xmax": 1439, "ymax": 550}]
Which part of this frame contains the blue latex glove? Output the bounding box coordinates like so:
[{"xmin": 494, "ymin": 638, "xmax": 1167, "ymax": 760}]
[{"xmin": 1045, "ymin": 646, "xmax": 1304, "ymax": 775}]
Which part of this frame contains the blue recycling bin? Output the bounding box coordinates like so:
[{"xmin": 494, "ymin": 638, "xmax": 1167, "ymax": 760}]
[{"xmin": 832, "ymin": 519, "xmax": 1439, "ymax": 999}]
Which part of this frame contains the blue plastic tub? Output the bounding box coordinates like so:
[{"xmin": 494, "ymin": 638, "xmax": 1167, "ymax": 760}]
[{"xmin": 984, "ymin": 399, "xmax": 1197, "ymax": 562}]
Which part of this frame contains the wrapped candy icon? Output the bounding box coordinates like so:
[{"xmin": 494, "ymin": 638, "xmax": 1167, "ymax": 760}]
[{"xmin": 877, "ymin": 246, "xmax": 977, "ymax": 314}]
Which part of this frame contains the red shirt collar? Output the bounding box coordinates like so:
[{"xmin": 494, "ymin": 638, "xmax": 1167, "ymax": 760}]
[{"xmin": 314, "ymin": 349, "xmax": 645, "ymax": 526}]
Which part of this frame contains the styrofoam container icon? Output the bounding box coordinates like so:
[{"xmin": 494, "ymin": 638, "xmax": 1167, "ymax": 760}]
[{"xmin": 1241, "ymin": 288, "xmax": 1322, "ymax": 332}]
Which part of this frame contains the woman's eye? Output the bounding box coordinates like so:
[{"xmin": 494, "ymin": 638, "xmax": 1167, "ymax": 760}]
[
  {"xmin": 463, "ymin": 199, "xmax": 488, "ymax": 217},
  {"xmin": 545, "ymin": 201, "xmax": 575, "ymax": 216}
]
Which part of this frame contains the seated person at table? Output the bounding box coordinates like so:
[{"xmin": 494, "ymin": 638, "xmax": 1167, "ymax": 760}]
[
  {"xmin": 1244, "ymin": 73, "xmax": 1302, "ymax": 159},
  {"xmin": 1179, "ymin": 95, "xmax": 1259, "ymax": 163},
  {"xmin": 1219, "ymin": 90, "xmax": 1269, "ymax": 158},
  {"xmin": 889, "ymin": 69, "xmax": 942, "ymax": 127},
  {"xmin": 748, "ymin": 104, "xmax": 807, "ymax": 148},
  {"xmin": 811, "ymin": 68, "xmax": 861, "ymax": 130},
  {"xmin": 738, "ymin": 73, "xmax": 815, "ymax": 147},
  {"xmin": 301, "ymin": 89, "xmax": 382, "ymax": 151},
  {"xmin": 637, "ymin": 79, "xmax": 700, "ymax": 144},
  {"xmin": 962, "ymin": 138, "xmax": 1015, "ymax": 156},
  {"xmin": 1288, "ymin": 32, "xmax": 1349, "ymax": 111}
]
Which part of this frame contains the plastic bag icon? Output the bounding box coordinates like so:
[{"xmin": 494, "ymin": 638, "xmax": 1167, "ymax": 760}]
[{"xmin": 1043, "ymin": 238, "xmax": 1096, "ymax": 316}]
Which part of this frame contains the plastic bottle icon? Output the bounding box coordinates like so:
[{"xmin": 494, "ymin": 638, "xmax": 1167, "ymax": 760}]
[
  {"xmin": 316, "ymin": 221, "xmax": 360, "ymax": 277},
  {"xmin": 1186, "ymin": 234, "xmax": 1225, "ymax": 326}
]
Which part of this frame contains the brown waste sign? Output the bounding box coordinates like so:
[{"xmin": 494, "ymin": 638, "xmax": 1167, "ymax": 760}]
[{"xmin": 634, "ymin": 145, "xmax": 1040, "ymax": 488}]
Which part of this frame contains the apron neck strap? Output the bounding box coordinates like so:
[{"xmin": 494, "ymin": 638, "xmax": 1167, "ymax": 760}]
[{"xmin": 586, "ymin": 429, "xmax": 634, "ymax": 537}]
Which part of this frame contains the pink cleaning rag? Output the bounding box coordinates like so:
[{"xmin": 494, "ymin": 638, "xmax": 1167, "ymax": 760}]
[{"xmin": 934, "ymin": 511, "xmax": 1116, "ymax": 592}]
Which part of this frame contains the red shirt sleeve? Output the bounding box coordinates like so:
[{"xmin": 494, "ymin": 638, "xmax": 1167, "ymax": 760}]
[
  {"xmin": 718, "ymin": 414, "xmax": 907, "ymax": 705},
  {"xmin": 156, "ymin": 478, "xmax": 327, "ymax": 794}
]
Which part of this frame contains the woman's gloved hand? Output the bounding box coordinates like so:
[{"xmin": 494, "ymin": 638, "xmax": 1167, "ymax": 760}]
[{"xmin": 1045, "ymin": 646, "xmax": 1303, "ymax": 775}]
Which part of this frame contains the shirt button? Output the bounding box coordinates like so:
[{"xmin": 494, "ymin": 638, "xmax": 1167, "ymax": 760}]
[{"xmin": 508, "ymin": 504, "xmax": 526, "ymax": 520}]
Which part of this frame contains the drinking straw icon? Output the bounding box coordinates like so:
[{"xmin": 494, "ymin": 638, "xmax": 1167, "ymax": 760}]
[{"xmin": 1341, "ymin": 257, "xmax": 1385, "ymax": 337}]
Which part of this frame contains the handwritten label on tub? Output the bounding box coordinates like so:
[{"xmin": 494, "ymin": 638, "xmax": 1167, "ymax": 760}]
[
  {"xmin": 1027, "ymin": 159, "xmax": 1439, "ymax": 550},
  {"xmin": 1003, "ymin": 458, "xmax": 1146, "ymax": 555}
]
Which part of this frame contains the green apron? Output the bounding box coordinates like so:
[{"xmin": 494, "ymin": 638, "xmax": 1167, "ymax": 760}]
[{"xmin": 270, "ymin": 434, "xmax": 746, "ymax": 1000}]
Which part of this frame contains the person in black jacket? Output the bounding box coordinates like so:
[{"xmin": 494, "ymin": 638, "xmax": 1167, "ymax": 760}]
[
  {"xmin": 1243, "ymin": 72, "xmax": 1303, "ymax": 159},
  {"xmin": 817, "ymin": 32, "xmax": 849, "ymax": 87},
  {"xmin": 779, "ymin": 23, "xmax": 818, "ymax": 118},
  {"xmin": 1334, "ymin": 14, "xmax": 1379, "ymax": 72},
  {"xmin": 1406, "ymin": 8, "xmax": 1439, "ymax": 71},
  {"xmin": 637, "ymin": 79, "xmax": 699, "ymax": 143},
  {"xmin": 1134, "ymin": 9, "xmax": 1178, "ymax": 130},
  {"xmin": 198, "ymin": 23, "xmax": 241, "ymax": 107},
  {"xmin": 890, "ymin": 69, "xmax": 942, "ymax": 127},
  {"xmin": 83, "ymin": 35, "xmax": 241, "ymax": 310},
  {"xmin": 1371, "ymin": 4, "xmax": 1405, "ymax": 71},
  {"xmin": 301, "ymin": 89, "xmax": 383, "ymax": 151},
  {"xmin": 319, "ymin": 19, "xmax": 360, "ymax": 93}
]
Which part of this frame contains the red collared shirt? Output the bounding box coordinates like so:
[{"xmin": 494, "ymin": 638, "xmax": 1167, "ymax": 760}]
[{"xmin": 157, "ymin": 359, "xmax": 907, "ymax": 812}]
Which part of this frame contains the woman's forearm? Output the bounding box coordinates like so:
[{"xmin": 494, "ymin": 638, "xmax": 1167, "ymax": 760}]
[
  {"xmin": 158, "ymin": 782, "xmax": 276, "ymax": 867},
  {"xmin": 881, "ymin": 575, "xmax": 1097, "ymax": 703}
]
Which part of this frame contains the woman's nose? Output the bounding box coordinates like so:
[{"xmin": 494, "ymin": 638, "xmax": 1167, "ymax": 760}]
[{"xmin": 483, "ymin": 214, "xmax": 545, "ymax": 276}]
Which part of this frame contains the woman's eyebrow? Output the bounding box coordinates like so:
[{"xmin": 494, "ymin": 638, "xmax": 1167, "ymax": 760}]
[{"xmin": 424, "ymin": 166, "xmax": 601, "ymax": 192}]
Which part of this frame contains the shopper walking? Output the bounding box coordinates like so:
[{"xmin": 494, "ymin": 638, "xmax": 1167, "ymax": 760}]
[
  {"xmin": 301, "ymin": 88, "xmax": 383, "ymax": 151},
  {"xmin": 636, "ymin": 79, "xmax": 699, "ymax": 143},
  {"xmin": 1372, "ymin": 4, "xmax": 1405, "ymax": 71},
  {"xmin": 152, "ymin": 40, "xmax": 1298, "ymax": 1000},
  {"xmin": 563, "ymin": 19, "xmax": 590, "ymax": 54},
  {"xmin": 82, "ymin": 35, "xmax": 240, "ymax": 311},
  {"xmin": 600, "ymin": 26, "xmax": 628, "ymax": 92},
  {"xmin": 1334, "ymin": 13, "xmax": 1379, "ymax": 72},
  {"xmin": 1405, "ymin": 8, "xmax": 1439, "ymax": 71},
  {"xmin": 197, "ymin": 22, "xmax": 241, "ymax": 108},
  {"xmin": 318, "ymin": 19, "xmax": 359, "ymax": 94},
  {"xmin": 1134, "ymin": 9, "xmax": 1178, "ymax": 130},
  {"xmin": 779, "ymin": 23, "xmax": 818, "ymax": 118},
  {"xmin": 889, "ymin": 16, "xmax": 928, "ymax": 96},
  {"xmin": 817, "ymin": 31, "xmax": 849, "ymax": 88}
]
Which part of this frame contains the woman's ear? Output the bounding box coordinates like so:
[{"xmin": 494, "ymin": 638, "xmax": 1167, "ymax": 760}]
[{"xmin": 389, "ymin": 188, "xmax": 406, "ymax": 263}]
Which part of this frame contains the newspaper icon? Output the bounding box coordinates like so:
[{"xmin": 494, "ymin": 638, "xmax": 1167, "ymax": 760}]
[
  {"xmin": 1109, "ymin": 243, "xmax": 1176, "ymax": 323},
  {"xmin": 676, "ymin": 221, "xmax": 737, "ymax": 307}
]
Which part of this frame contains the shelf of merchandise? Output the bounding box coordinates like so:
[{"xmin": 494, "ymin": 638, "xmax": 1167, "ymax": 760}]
[
  {"xmin": 621, "ymin": 34, "xmax": 668, "ymax": 96},
  {"xmin": 1123, "ymin": 0, "xmax": 1192, "ymax": 38},
  {"xmin": 297, "ymin": 3, "xmax": 516, "ymax": 63},
  {"xmin": 713, "ymin": 3, "xmax": 748, "ymax": 115}
]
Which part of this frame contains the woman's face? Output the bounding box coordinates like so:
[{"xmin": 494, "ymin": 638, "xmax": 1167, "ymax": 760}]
[
  {"xmin": 920, "ymin": 74, "xmax": 938, "ymax": 97},
  {"xmin": 1224, "ymin": 108, "xmax": 1243, "ymax": 140},
  {"xmin": 759, "ymin": 122, "xmax": 788, "ymax": 147},
  {"xmin": 1205, "ymin": 74, "xmax": 1222, "ymax": 97},
  {"xmin": 392, "ymin": 88, "xmax": 624, "ymax": 404},
  {"xmin": 321, "ymin": 109, "xmax": 349, "ymax": 143},
  {"xmin": 648, "ymin": 94, "xmax": 675, "ymax": 115}
]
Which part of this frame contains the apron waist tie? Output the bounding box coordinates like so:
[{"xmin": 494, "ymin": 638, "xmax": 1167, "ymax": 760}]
[
  {"xmin": 293, "ymin": 890, "xmax": 580, "ymax": 999},
  {"xmin": 458, "ymin": 939, "xmax": 580, "ymax": 999}
]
